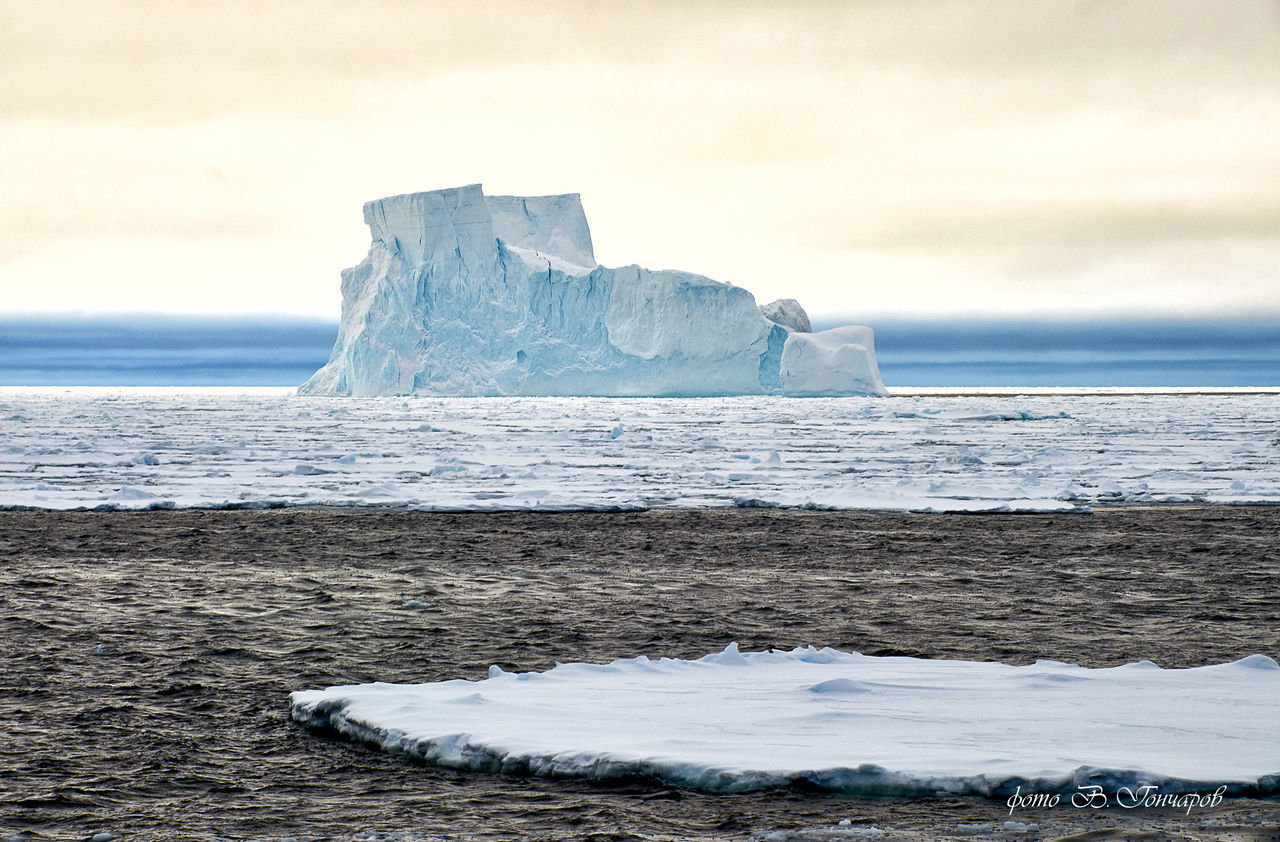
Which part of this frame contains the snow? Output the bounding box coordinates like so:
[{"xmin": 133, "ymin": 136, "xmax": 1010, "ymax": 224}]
[
  {"xmin": 289, "ymin": 644, "xmax": 1280, "ymax": 796},
  {"xmin": 1, "ymin": 387, "xmax": 1277, "ymax": 511},
  {"xmin": 752, "ymin": 825, "xmax": 888, "ymax": 841},
  {"xmin": 301, "ymin": 184, "xmax": 885, "ymax": 397}
]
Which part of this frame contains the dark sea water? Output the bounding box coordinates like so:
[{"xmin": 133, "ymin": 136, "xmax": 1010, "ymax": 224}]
[
  {"xmin": 2, "ymin": 316, "xmax": 1278, "ymax": 388},
  {"xmin": 2, "ymin": 508, "xmax": 1278, "ymax": 841}
]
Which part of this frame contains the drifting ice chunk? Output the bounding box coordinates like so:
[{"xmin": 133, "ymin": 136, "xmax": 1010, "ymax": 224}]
[
  {"xmin": 301, "ymin": 184, "xmax": 886, "ymax": 397},
  {"xmin": 289, "ymin": 645, "xmax": 1280, "ymax": 795}
]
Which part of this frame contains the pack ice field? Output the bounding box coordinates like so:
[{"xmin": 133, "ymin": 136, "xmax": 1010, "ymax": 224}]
[{"xmin": 2, "ymin": 389, "xmax": 1276, "ymax": 512}]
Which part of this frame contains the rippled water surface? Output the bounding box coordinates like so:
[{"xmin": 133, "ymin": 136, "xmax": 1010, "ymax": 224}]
[{"xmin": 2, "ymin": 508, "xmax": 1278, "ymax": 841}]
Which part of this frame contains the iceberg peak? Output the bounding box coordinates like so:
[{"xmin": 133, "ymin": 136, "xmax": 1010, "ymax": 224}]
[
  {"xmin": 302, "ymin": 185, "xmax": 886, "ymax": 397},
  {"xmin": 759, "ymin": 298, "xmax": 812, "ymax": 333}
]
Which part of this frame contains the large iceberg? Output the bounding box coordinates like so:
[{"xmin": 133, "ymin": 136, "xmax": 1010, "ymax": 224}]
[{"xmin": 300, "ymin": 184, "xmax": 886, "ymax": 397}]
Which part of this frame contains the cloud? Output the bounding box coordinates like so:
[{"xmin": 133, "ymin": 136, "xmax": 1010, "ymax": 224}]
[{"xmin": 2, "ymin": 0, "xmax": 1278, "ymax": 317}]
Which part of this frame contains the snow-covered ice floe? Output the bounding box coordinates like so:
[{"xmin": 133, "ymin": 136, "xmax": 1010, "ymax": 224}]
[
  {"xmin": 300, "ymin": 184, "xmax": 885, "ymax": 397},
  {"xmin": 1, "ymin": 388, "xmax": 1278, "ymax": 512},
  {"xmin": 290, "ymin": 645, "xmax": 1280, "ymax": 797}
]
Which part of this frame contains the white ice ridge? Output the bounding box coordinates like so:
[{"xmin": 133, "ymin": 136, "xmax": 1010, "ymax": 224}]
[
  {"xmin": 290, "ymin": 645, "xmax": 1280, "ymax": 797},
  {"xmin": 300, "ymin": 184, "xmax": 885, "ymax": 397}
]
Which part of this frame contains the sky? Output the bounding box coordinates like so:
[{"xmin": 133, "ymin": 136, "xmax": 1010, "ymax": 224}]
[{"xmin": 2, "ymin": 0, "xmax": 1279, "ymax": 322}]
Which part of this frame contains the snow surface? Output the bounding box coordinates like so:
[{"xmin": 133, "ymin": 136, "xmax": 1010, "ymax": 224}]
[
  {"xmin": 1, "ymin": 388, "xmax": 1278, "ymax": 511},
  {"xmin": 290, "ymin": 644, "xmax": 1280, "ymax": 796},
  {"xmin": 300, "ymin": 184, "xmax": 884, "ymax": 397}
]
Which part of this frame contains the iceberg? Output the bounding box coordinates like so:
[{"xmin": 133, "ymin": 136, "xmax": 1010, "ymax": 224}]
[
  {"xmin": 758, "ymin": 297, "xmax": 812, "ymax": 333},
  {"xmin": 300, "ymin": 184, "xmax": 886, "ymax": 397}
]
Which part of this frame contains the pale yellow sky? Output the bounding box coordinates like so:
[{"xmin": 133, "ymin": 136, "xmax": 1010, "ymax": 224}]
[{"xmin": 2, "ymin": 0, "xmax": 1278, "ymax": 319}]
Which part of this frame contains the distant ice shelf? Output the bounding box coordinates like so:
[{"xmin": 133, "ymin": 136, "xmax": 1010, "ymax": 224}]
[
  {"xmin": 290, "ymin": 644, "xmax": 1280, "ymax": 796},
  {"xmin": 301, "ymin": 184, "xmax": 885, "ymax": 397}
]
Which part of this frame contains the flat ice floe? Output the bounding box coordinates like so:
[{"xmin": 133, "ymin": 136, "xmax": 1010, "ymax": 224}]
[
  {"xmin": 290, "ymin": 645, "xmax": 1280, "ymax": 796},
  {"xmin": 1, "ymin": 387, "xmax": 1278, "ymax": 512}
]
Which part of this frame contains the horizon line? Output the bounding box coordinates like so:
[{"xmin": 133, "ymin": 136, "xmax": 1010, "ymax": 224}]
[{"xmin": 4, "ymin": 311, "xmax": 1280, "ymax": 326}]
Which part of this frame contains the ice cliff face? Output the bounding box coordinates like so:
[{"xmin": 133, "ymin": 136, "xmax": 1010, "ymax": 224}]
[
  {"xmin": 301, "ymin": 184, "xmax": 886, "ymax": 397},
  {"xmin": 758, "ymin": 298, "xmax": 811, "ymax": 334}
]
